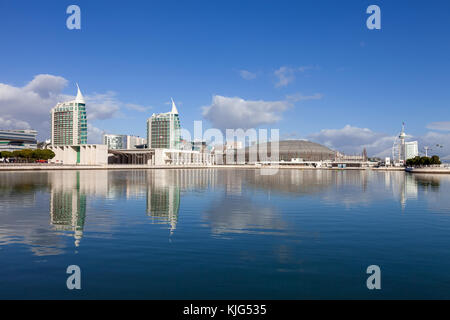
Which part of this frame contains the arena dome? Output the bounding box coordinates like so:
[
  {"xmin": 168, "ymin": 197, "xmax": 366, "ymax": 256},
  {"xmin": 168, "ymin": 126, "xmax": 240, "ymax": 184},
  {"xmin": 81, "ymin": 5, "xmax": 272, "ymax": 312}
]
[{"xmin": 245, "ymin": 140, "xmax": 335, "ymax": 162}]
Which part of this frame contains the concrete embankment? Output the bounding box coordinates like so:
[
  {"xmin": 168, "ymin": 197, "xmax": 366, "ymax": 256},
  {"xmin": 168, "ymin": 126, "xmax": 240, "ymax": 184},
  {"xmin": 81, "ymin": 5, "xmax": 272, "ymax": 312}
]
[
  {"xmin": 406, "ymin": 167, "xmax": 450, "ymax": 174},
  {"xmin": 0, "ymin": 164, "xmax": 407, "ymax": 171}
]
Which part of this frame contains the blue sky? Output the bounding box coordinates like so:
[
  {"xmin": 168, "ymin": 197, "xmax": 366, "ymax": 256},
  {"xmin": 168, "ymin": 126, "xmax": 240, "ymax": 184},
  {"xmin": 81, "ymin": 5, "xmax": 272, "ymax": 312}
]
[{"xmin": 1, "ymin": 0, "xmax": 449, "ymax": 157}]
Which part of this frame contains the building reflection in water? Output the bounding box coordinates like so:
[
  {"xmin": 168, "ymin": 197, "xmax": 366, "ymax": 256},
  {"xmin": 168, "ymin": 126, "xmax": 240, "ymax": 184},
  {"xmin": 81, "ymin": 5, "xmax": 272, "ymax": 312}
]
[
  {"xmin": 146, "ymin": 170, "xmax": 181, "ymax": 235},
  {"xmin": 49, "ymin": 171, "xmax": 87, "ymax": 247},
  {"xmin": 145, "ymin": 169, "xmax": 217, "ymax": 234},
  {"xmin": 1, "ymin": 168, "xmax": 449, "ymax": 257},
  {"xmin": 48, "ymin": 170, "xmax": 109, "ymax": 247}
]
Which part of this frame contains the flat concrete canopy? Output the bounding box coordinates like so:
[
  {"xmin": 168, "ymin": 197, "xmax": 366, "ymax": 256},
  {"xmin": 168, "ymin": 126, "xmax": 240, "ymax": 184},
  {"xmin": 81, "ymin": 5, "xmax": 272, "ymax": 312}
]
[{"xmin": 108, "ymin": 149, "xmax": 155, "ymax": 164}]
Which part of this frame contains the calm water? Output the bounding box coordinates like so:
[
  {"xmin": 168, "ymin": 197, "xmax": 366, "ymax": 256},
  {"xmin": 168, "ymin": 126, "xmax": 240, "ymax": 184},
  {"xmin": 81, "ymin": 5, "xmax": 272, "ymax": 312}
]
[{"xmin": 0, "ymin": 169, "xmax": 449, "ymax": 299}]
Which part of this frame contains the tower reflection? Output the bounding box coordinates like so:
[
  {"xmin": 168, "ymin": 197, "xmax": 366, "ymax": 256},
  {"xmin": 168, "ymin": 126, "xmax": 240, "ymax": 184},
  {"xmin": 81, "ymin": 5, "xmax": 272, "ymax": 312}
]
[
  {"xmin": 146, "ymin": 170, "xmax": 181, "ymax": 234},
  {"xmin": 1, "ymin": 168, "xmax": 447, "ymax": 257},
  {"xmin": 49, "ymin": 171, "xmax": 87, "ymax": 247}
]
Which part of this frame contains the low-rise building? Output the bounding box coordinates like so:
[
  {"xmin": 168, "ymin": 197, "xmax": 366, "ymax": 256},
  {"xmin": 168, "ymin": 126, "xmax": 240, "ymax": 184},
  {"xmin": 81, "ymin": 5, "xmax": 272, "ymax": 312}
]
[
  {"xmin": 0, "ymin": 129, "xmax": 38, "ymax": 151},
  {"xmin": 49, "ymin": 144, "xmax": 108, "ymax": 165}
]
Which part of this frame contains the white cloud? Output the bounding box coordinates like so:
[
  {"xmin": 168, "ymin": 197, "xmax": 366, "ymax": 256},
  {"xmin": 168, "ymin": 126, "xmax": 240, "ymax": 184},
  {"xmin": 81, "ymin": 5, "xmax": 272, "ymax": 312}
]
[
  {"xmin": 202, "ymin": 95, "xmax": 290, "ymax": 131},
  {"xmin": 239, "ymin": 70, "xmax": 257, "ymax": 80},
  {"xmin": 0, "ymin": 74, "xmax": 142, "ymax": 140},
  {"xmin": 298, "ymin": 66, "xmax": 314, "ymax": 72},
  {"xmin": 84, "ymin": 91, "xmax": 120, "ymax": 120},
  {"xmin": 307, "ymin": 125, "xmax": 394, "ymax": 156},
  {"xmin": 23, "ymin": 74, "xmax": 68, "ymax": 99},
  {"xmin": 418, "ymin": 131, "xmax": 450, "ymax": 159},
  {"xmin": 307, "ymin": 125, "xmax": 450, "ymax": 160},
  {"xmin": 0, "ymin": 116, "xmax": 31, "ymax": 130},
  {"xmin": 274, "ymin": 66, "xmax": 295, "ymax": 87},
  {"xmin": 426, "ymin": 121, "xmax": 450, "ymax": 131},
  {"xmin": 274, "ymin": 66, "xmax": 315, "ymax": 87},
  {"xmin": 0, "ymin": 75, "xmax": 70, "ymax": 138},
  {"xmin": 87, "ymin": 124, "xmax": 104, "ymax": 144},
  {"xmin": 286, "ymin": 92, "xmax": 323, "ymax": 102},
  {"xmin": 125, "ymin": 103, "xmax": 151, "ymax": 112}
]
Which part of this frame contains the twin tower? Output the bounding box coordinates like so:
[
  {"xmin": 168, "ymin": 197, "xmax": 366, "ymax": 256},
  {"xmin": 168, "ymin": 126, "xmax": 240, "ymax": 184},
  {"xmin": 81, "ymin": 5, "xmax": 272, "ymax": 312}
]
[{"xmin": 51, "ymin": 84, "xmax": 181, "ymax": 151}]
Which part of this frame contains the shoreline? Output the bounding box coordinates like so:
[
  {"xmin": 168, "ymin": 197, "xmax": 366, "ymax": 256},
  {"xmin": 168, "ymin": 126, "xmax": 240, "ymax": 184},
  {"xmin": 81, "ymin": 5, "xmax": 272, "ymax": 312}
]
[
  {"xmin": 405, "ymin": 167, "xmax": 450, "ymax": 174},
  {"xmin": 0, "ymin": 164, "xmax": 408, "ymax": 172}
]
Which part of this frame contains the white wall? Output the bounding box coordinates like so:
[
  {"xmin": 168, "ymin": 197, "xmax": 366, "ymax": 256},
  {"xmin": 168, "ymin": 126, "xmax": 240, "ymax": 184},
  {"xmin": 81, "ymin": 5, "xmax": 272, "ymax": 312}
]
[{"xmin": 50, "ymin": 144, "xmax": 107, "ymax": 165}]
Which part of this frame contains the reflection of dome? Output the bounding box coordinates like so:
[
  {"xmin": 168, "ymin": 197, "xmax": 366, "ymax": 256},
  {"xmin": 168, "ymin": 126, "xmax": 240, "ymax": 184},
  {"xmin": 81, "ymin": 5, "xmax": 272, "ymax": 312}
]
[{"xmin": 246, "ymin": 140, "xmax": 335, "ymax": 161}]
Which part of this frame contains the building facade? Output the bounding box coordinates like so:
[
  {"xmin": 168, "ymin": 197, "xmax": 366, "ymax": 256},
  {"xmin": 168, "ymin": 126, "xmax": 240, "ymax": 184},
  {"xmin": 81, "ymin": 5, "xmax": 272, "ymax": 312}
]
[
  {"xmin": 0, "ymin": 129, "xmax": 38, "ymax": 151},
  {"xmin": 405, "ymin": 141, "xmax": 419, "ymax": 160},
  {"xmin": 103, "ymin": 134, "xmax": 126, "ymax": 149},
  {"xmin": 103, "ymin": 134, "xmax": 147, "ymax": 150},
  {"xmin": 127, "ymin": 135, "xmax": 146, "ymax": 149},
  {"xmin": 49, "ymin": 144, "xmax": 108, "ymax": 165},
  {"xmin": 147, "ymin": 98, "xmax": 181, "ymax": 149},
  {"xmin": 51, "ymin": 84, "xmax": 87, "ymax": 146}
]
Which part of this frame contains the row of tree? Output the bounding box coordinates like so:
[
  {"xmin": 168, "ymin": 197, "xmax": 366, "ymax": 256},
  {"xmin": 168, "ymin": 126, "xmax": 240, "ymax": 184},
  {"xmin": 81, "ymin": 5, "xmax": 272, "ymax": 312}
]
[
  {"xmin": 406, "ymin": 155, "xmax": 441, "ymax": 167},
  {"xmin": 0, "ymin": 149, "xmax": 55, "ymax": 162}
]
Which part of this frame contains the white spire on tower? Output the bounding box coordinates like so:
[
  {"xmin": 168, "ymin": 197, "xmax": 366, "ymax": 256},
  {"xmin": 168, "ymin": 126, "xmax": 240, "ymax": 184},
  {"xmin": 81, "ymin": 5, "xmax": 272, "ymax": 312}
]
[
  {"xmin": 75, "ymin": 83, "xmax": 85, "ymax": 104},
  {"xmin": 399, "ymin": 121, "xmax": 406, "ymax": 138},
  {"xmin": 170, "ymin": 97, "xmax": 179, "ymax": 114}
]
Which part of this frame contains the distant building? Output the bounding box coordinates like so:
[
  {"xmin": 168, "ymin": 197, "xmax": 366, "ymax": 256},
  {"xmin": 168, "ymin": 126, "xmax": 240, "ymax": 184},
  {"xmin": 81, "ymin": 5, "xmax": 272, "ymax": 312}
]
[
  {"xmin": 103, "ymin": 134, "xmax": 146, "ymax": 150},
  {"xmin": 398, "ymin": 123, "xmax": 407, "ymax": 162},
  {"xmin": 103, "ymin": 134, "xmax": 126, "ymax": 149},
  {"xmin": 0, "ymin": 129, "xmax": 38, "ymax": 151},
  {"xmin": 192, "ymin": 140, "xmax": 208, "ymax": 152},
  {"xmin": 50, "ymin": 84, "xmax": 87, "ymax": 146},
  {"xmin": 147, "ymin": 98, "xmax": 181, "ymax": 149},
  {"xmin": 211, "ymin": 141, "xmax": 243, "ymax": 155},
  {"xmin": 179, "ymin": 139, "xmax": 193, "ymax": 151},
  {"xmin": 405, "ymin": 141, "xmax": 419, "ymax": 160},
  {"xmin": 226, "ymin": 141, "xmax": 243, "ymax": 150},
  {"xmin": 385, "ymin": 157, "xmax": 391, "ymax": 166},
  {"xmin": 127, "ymin": 135, "xmax": 146, "ymax": 149},
  {"xmin": 235, "ymin": 140, "xmax": 335, "ymax": 165},
  {"xmin": 335, "ymin": 151, "xmax": 366, "ymax": 162}
]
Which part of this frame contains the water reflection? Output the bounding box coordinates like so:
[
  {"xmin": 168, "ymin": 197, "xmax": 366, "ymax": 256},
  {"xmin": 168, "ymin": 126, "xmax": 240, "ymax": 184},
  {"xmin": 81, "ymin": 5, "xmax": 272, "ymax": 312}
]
[
  {"xmin": 0, "ymin": 169, "xmax": 449, "ymax": 256},
  {"xmin": 50, "ymin": 172, "xmax": 86, "ymax": 247},
  {"xmin": 204, "ymin": 195, "xmax": 286, "ymax": 236},
  {"xmin": 146, "ymin": 170, "xmax": 180, "ymax": 234}
]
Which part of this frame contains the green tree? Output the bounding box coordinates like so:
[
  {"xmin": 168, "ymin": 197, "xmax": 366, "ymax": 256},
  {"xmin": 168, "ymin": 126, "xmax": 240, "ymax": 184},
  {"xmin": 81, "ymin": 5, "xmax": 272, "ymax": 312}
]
[
  {"xmin": 1, "ymin": 151, "xmax": 13, "ymax": 159},
  {"xmin": 20, "ymin": 149, "xmax": 34, "ymax": 162},
  {"xmin": 32, "ymin": 149, "xmax": 44, "ymax": 160},
  {"xmin": 30, "ymin": 149, "xmax": 55, "ymax": 161},
  {"xmin": 430, "ymin": 155, "xmax": 441, "ymax": 165},
  {"xmin": 12, "ymin": 150, "xmax": 22, "ymax": 159},
  {"xmin": 41, "ymin": 149, "xmax": 55, "ymax": 160},
  {"xmin": 406, "ymin": 156, "xmax": 439, "ymax": 167}
]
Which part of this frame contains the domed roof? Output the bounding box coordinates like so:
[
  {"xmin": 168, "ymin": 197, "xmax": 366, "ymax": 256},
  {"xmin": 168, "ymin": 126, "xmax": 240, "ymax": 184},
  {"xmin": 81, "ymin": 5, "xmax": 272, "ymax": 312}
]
[
  {"xmin": 248, "ymin": 140, "xmax": 333, "ymax": 152},
  {"xmin": 245, "ymin": 139, "xmax": 335, "ymax": 161},
  {"xmin": 276, "ymin": 140, "xmax": 334, "ymax": 153}
]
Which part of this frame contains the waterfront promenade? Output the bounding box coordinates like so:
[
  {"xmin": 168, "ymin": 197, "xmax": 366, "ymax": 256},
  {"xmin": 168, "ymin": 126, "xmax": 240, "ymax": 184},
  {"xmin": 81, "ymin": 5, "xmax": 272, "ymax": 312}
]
[
  {"xmin": 0, "ymin": 163, "xmax": 407, "ymax": 171},
  {"xmin": 406, "ymin": 167, "xmax": 450, "ymax": 174}
]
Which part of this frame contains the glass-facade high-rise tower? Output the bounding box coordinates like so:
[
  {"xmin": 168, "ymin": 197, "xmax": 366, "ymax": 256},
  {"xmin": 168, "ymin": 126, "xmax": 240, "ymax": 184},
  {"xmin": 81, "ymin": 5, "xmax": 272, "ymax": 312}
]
[
  {"xmin": 51, "ymin": 84, "xmax": 87, "ymax": 146},
  {"xmin": 146, "ymin": 98, "xmax": 181, "ymax": 149}
]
